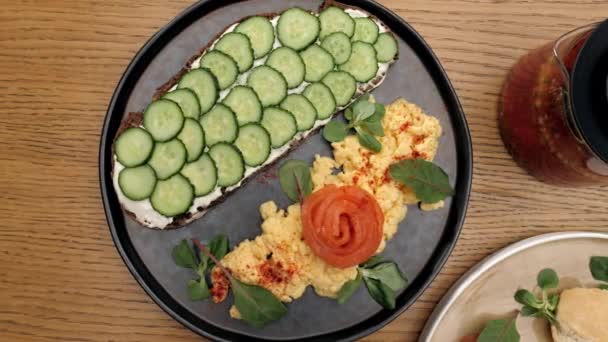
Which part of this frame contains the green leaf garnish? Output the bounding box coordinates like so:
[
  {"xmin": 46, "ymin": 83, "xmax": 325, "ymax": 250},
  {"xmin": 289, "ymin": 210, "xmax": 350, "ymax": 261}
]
[
  {"xmin": 359, "ymin": 262, "xmax": 408, "ymax": 292},
  {"xmin": 519, "ymin": 305, "xmax": 540, "ymax": 317},
  {"xmin": 389, "ymin": 159, "xmax": 454, "ymax": 203},
  {"xmin": 322, "ymin": 121, "xmax": 350, "ymax": 142},
  {"xmin": 359, "ymin": 120, "xmax": 384, "ymax": 137},
  {"xmin": 337, "ymin": 273, "xmax": 362, "ymax": 304},
  {"xmin": 537, "ymin": 268, "xmax": 559, "ymax": 289},
  {"xmin": 514, "ymin": 289, "xmax": 543, "ymax": 309},
  {"xmin": 357, "ymin": 130, "xmax": 382, "ymax": 153},
  {"xmin": 172, "ymin": 239, "xmax": 198, "ymax": 270},
  {"xmin": 366, "ymin": 103, "xmax": 386, "ymax": 122},
  {"xmin": 363, "ymin": 277, "xmax": 396, "ymax": 309},
  {"xmin": 360, "ymin": 255, "xmax": 384, "ymax": 268},
  {"xmin": 188, "ymin": 278, "xmax": 210, "ymax": 300},
  {"xmin": 230, "ymin": 277, "xmax": 288, "ymax": 328},
  {"xmin": 278, "ymin": 160, "xmax": 313, "ymax": 202},
  {"xmin": 203, "ymin": 234, "xmax": 229, "ymax": 269},
  {"xmin": 477, "ymin": 318, "xmax": 520, "ymax": 342},
  {"xmin": 590, "ymin": 256, "xmax": 608, "ymax": 282},
  {"xmin": 353, "ymin": 100, "xmax": 376, "ymax": 122}
]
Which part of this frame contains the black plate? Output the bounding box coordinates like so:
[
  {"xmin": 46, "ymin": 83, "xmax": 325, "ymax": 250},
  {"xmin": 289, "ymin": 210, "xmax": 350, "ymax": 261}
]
[{"xmin": 99, "ymin": 0, "xmax": 472, "ymax": 340}]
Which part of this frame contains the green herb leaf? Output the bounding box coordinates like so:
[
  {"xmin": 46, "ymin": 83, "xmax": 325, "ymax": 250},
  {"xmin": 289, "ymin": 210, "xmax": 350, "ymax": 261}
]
[
  {"xmin": 520, "ymin": 306, "xmax": 540, "ymax": 317},
  {"xmin": 353, "ymin": 100, "xmax": 376, "ymax": 122},
  {"xmin": 365, "ymin": 103, "xmax": 386, "ymax": 122},
  {"xmin": 278, "ymin": 160, "xmax": 313, "ymax": 202},
  {"xmin": 230, "ymin": 277, "xmax": 287, "ymax": 328},
  {"xmin": 172, "ymin": 239, "xmax": 198, "ymax": 270},
  {"xmin": 360, "ymin": 262, "xmax": 408, "ymax": 292},
  {"xmin": 206, "ymin": 234, "xmax": 229, "ymax": 268},
  {"xmin": 590, "ymin": 256, "xmax": 608, "ymax": 282},
  {"xmin": 389, "ymin": 159, "xmax": 454, "ymax": 203},
  {"xmin": 363, "ymin": 277, "xmax": 396, "ymax": 309},
  {"xmin": 357, "ymin": 130, "xmax": 382, "ymax": 152},
  {"xmin": 344, "ymin": 107, "xmax": 354, "ymax": 121},
  {"xmin": 547, "ymin": 294, "xmax": 560, "ymax": 310},
  {"xmin": 360, "ymin": 255, "xmax": 384, "ymax": 268},
  {"xmin": 359, "ymin": 120, "xmax": 384, "ymax": 137},
  {"xmin": 478, "ymin": 318, "xmax": 520, "ymax": 342},
  {"xmin": 323, "ymin": 121, "xmax": 350, "ymax": 142},
  {"xmin": 337, "ymin": 273, "xmax": 362, "ymax": 304},
  {"xmin": 187, "ymin": 278, "xmax": 210, "ymax": 300},
  {"xmin": 514, "ymin": 289, "xmax": 543, "ymax": 309},
  {"xmin": 537, "ymin": 268, "xmax": 559, "ymax": 289}
]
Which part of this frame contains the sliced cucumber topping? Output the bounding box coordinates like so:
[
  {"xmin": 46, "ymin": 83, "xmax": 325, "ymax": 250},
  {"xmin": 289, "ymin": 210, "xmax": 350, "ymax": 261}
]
[
  {"xmin": 177, "ymin": 68, "xmax": 218, "ymax": 115},
  {"xmin": 300, "ymin": 45, "xmax": 335, "ymax": 83},
  {"xmin": 261, "ymin": 107, "xmax": 297, "ymax": 148},
  {"xmin": 247, "ymin": 65, "xmax": 287, "ymax": 107},
  {"xmin": 223, "ymin": 86, "xmax": 262, "ymax": 125},
  {"xmin": 199, "ymin": 50, "xmax": 238, "ymax": 90},
  {"xmin": 208, "ymin": 143, "xmax": 245, "ymax": 187},
  {"xmin": 143, "ymin": 99, "xmax": 185, "ymax": 142},
  {"xmin": 147, "ymin": 139, "xmax": 187, "ymax": 180},
  {"xmin": 235, "ymin": 16, "xmax": 275, "ymax": 59},
  {"xmin": 352, "ymin": 17, "xmax": 379, "ymax": 44},
  {"xmin": 199, "ymin": 104, "xmax": 238, "ymax": 146},
  {"xmin": 150, "ymin": 174, "xmax": 194, "ymax": 217},
  {"xmin": 214, "ymin": 32, "xmax": 254, "ymax": 73},
  {"xmin": 234, "ymin": 123, "xmax": 271, "ymax": 167},
  {"xmin": 265, "ymin": 47, "xmax": 305, "ymax": 89},
  {"xmin": 177, "ymin": 118, "xmax": 205, "ymax": 162},
  {"xmin": 319, "ymin": 6, "xmax": 355, "ymax": 38},
  {"xmin": 181, "ymin": 153, "xmax": 217, "ymax": 196},
  {"xmin": 277, "ymin": 8, "xmax": 320, "ymax": 51},
  {"xmin": 162, "ymin": 89, "xmax": 201, "ymax": 119},
  {"xmin": 303, "ymin": 83, "xmax": 336, "ymax": 120},
  {"xmin": 339, "ymin": 41, "xmax": 379, "ymax": 82},
  {"xmin": 118, "ymin": 165, "xmax": 157, "ymax": 201},
  {"xmin": 374, "ymin": 32, "xmax": 398, "ymax": 62},
  {"xmin": 322, "ymin": 71, "xmax": 357, "ymax": 107},
  {"xmin": 115, "ymin": 127, "xmax": 154, "ymax": 167},
  {"xmin": 321, "ymin": 32, "xmax": 352, "ymax": 65},
  {"xmin": 280, "ymin": 94, "xmax": 317, "ymax": 131}
]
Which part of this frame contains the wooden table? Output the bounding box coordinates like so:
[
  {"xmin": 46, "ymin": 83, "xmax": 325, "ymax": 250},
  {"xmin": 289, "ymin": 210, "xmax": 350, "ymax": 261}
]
[{"xmin": 2, "ymin": 0, "xmax": 607, "ymax": 341}]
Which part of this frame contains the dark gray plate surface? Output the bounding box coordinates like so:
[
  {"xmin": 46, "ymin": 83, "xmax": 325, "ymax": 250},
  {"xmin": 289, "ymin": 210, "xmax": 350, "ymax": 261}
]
[{"xmin": 100, "ymin": 0, "xmax": 473, "ymax": 340}]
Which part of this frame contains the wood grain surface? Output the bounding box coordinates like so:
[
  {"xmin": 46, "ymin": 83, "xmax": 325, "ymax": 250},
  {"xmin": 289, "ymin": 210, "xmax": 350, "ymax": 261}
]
[{"xmin": 1, "ymin": 0, "xmax": 607, "ymax": 341}]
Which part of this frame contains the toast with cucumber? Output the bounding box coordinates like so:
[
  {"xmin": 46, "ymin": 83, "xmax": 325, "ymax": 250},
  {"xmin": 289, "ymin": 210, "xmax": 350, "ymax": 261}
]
[{"xmin": 112, "ymin": 0, "xmax": 400, "ymax": 229}]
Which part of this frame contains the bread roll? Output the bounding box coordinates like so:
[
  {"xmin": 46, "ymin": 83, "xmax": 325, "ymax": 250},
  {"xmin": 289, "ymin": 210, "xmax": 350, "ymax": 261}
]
[{"xmin": 551, "ymin": 288, "xmax": 608, "ymax": 342}]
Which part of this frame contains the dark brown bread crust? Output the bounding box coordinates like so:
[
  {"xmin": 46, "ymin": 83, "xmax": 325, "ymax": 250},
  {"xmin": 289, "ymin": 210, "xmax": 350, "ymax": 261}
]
[{"xmin": 112, "ymin": 0, "xmax": 395, "ymax": 229}]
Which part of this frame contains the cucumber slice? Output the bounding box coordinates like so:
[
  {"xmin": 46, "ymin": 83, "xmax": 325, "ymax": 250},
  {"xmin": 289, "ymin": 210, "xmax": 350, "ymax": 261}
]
[
  {"xmin": 261, "ymin": 107, "xmax": 297, "ymax": 148},
  {"xmin": 303, "ymin": 83, "xmax": 336, "ymax": 120},
  {"xmin": 150, "ymin": 174, "xmax": 194, "ymax": 217},
  {"xmin": 374, "ymin": 32, "xmax": 398, "ymax": 62},
  {"xmin": 235, "ymin": 16, "xmax": 275, "ymax": 59},
  {"xmin": 234, "ymin": 123, "xmax": 271, "ymax": 166},
  {"xmin": 208, "ymin": 143, "xmax": 245, "ymax": 187},
  {"xmin": 352, "ymin": 18, "xmax": 379, "ymax": 44},
  {"xmin": 181, "ymin": 153, "xmax": 217, "ymax": 196},
  {"xmin": 322, "ymin": 71, "xmax": 357, "ymax": 107},
  {"xmin": 177, "ymin": 68, "xmax": 218, "ymax": 115},
  {"xmin": 143, "ymin": 99, "xmax": 185, "ymax": 142},
  {"xmin": 147, "ymin": 139, "xmax": 187, "ymax": 180},
  {"xmin": 162, "ymin": 89, "xmax": 201, "ymax": 119},
  {"xmin": 321, "ymin": 32, "xmax": 352, "ymax": 65},
  {"xmin": 115, "ymin": 127, "xmax": 154, "ymax": 167},
  {"xmin": 247, "ymin": 65, "xmax": 287, "ymax": 107},
  {"xmin": 118, "ymin": 165, "xmax": 157, "ymax": 201},
  {"xmin": 199, "ymin": 104, "xmax": 239, "ymax": 146},
  {"xmin": 339, "ymin": 41, "xmax": 379, "ymax": 82},
  {"xmin": 277, "ymin": 8, "xmax": 320, "ymax": 51},
  {"xmin": 223, "ymin": 86, "xmax": 262, "ymax": 125},
  {"xmin": 214, "ymin": 32, "xmax": 254, "ymax": 73},
  {"xmin": 199, "ymin": 50, "xmax": 238, "ymax": 90},
  {"xmin": 300, "ymin": 45, "xmax": 335, "ymax": 83},
  {"xmin": 265, "ymin": 47, "xmax": 305, "ymax": 89},
  {"xmin": 280, "ymin": 94, "xmax": 317, "ymax": 131},
  {"xmin": 177, "ymin": 118, "xmax": 205, "ymax": 162},
  {"xmin": 319, "ymin": 6, "xmax": 355, "ymax": 38}
]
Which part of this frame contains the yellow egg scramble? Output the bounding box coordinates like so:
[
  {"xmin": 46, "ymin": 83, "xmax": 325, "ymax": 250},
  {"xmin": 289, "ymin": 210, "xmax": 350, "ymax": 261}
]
[{"xmin": 219, "ymin": 98, "xmax": 443, "ymax": 319}]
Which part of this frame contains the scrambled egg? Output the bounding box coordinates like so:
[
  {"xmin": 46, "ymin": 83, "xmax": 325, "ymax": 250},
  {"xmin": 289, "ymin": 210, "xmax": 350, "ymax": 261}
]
[{"xmin": 218, "ymin": 98, "xmax": 443, "ymax": 318}]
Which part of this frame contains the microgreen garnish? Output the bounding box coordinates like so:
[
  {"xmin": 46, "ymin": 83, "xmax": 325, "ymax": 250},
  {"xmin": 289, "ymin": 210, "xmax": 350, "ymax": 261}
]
[
  {"xmin": 514, "ymin": 268, "xmax": 560, "ymax": 325},
  {"xmin": 191, "ymin": 239, "xmax": 287, "ymax": 327},
  {"xmin": 336, "ymin": 256, "xmax": 408, "ymax": 309},
  {"xmin": 389, "ymin": 159, "xmax": 454, "ymax": 203},
  {"xmin": 322, "ymin": 95, "xmax": 386, "ymax": 152},
  {"xmin": 477, "ymin": 317, "xmax": 520, "ymax": 342},
  {"xmin": 278, "ymin": 160, "xmax": 313, "ymax": 202},
  {"xmin": 590, "ymin": 256, "xmax": 608, "ymax": 289}
]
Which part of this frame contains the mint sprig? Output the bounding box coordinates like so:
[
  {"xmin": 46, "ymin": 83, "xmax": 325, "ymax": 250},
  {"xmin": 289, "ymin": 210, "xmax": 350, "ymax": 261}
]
[{"xmin": 322, "ymin": 95, "xmax": 386, "ymax": 152}]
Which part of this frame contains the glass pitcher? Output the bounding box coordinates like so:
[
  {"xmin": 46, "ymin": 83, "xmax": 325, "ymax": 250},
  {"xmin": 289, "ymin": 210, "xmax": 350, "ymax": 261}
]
[{"xmin": 499, "ymin": 19, "xmax": 608, "ymax": 186}]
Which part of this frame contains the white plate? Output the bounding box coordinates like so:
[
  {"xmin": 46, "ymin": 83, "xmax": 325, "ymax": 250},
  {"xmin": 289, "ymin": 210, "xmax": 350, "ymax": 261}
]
[{"xmin": 419, "ymin": 231, "xmax": 608, "ymax": 342}]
